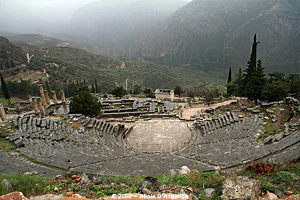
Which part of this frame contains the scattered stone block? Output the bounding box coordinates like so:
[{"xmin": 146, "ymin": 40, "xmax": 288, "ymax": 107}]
[
  {"xmin": 170, "ymin": 169, "xmax": 177, "ymax": 176},
  {"xmin": 1, "ymin": 179, "xmax": 13, "ymax": 193},
  {"xmin": 260, "ymin": 192, "xmax": 279, "ymax": 200},
  {"xmin": 179, "ymin": 166, "xmax": 190, "ymax": 175},
  {"xmin": 204, "ymin": 188, "xmax": 215, "ymax": 197}
]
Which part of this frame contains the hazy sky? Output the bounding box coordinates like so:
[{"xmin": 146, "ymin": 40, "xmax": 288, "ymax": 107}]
[{"xmin": 0, "ymin": 0, "xmax": 193, "ymax": 34}]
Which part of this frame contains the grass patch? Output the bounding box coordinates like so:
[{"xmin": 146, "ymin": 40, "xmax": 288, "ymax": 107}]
[
  {"xmin": 0, "ymin": 138, "xmax": 16, "ymax": 152},
  {"xmin": 0, "ymin": 122, "xmax": 17, "ymax": 152},
  {"xmin": 157, "ymin": 172, "xmax": 226, "ymax": 188},
  {"xmin": 0, "ymin": 98, "xmax": 21, "ymax": 106},
  {"xmin": 0, "ymin": 174, "xmax": 53, "ymax": 197}
]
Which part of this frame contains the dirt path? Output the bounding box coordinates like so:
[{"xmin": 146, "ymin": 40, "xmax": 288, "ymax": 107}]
[
  {"xmin": 44, "ymin": 49, "xmax": 49, "ymax": 57},
  {"xmin": 181, "ymin": 100, "xmax": 237, "ymax": 119}
]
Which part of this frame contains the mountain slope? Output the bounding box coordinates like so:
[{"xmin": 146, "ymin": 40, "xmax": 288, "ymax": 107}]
[
  {"xmin": 1, "ymin": 37, "xmax": 225, "ymax": 94},
  {"xmin": 132, "ymin": 0, "xmax": 300, "ymax": 74},
  {"xmin": 0, "ymin": 37, "xmax": 26, "ymax": 70},
  {"xmin": 7, "ymin": 34, "xmax": 69, "ymax": 48},
  {"xmin": 68, "ymin": 0, "xmax": 188, "ymax": 50}
]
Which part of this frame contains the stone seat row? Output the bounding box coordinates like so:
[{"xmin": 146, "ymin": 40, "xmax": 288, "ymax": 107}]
[
  {"xmin": 0, "ymin": 151, "xmax": 62, "ymax": 175},
  {"xmin": 177, "ymin": 131, "xmax": 300, "ymax": 168},
  {"xmin": 19, "ymin": 136, "xmax": 135, "ymax": 169},
  {"xmin": 7, "ymin": 115, "xmax": 136, "ymax": 169},
  {"xmin": 194, "ymin": 114, "xmax": 262, "ymax": 145}
]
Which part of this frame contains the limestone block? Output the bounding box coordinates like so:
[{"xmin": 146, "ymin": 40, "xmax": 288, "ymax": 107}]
[{"xmin": 221, "ymin": 176, "xmax": 261, "ymax": 200}]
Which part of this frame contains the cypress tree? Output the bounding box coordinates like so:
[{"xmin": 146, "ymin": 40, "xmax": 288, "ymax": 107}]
[
  {"xmin": 92, "ymin": 83, "xmax": 95, "ymax": 93},
  {"xmin": 45, "ymin": 79, "xmax": 51, "ymax": 97},
  {"xmin": 94, "ymin": 79, "xmax": 98, "ymax": 93},
  {"xmin": 243, "ymin": 34, "xmax": 265, "ymax": 104},
  {"xmin": 227, "ymin": 67, "xmax": 232, "ymax": 84},
  {"xmin": 0, "ymin": 73, "xmax": 11, "ymax": 105}
]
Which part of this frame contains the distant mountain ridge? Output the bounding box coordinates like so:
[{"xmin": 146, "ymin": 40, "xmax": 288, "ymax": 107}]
[
  {"xmin": 132, "ymin": 0, "xmax": 300, "ymax": 74},
  {"xmin": 0, "ymin": 36, "xmax": 225, "ymax": 94}
]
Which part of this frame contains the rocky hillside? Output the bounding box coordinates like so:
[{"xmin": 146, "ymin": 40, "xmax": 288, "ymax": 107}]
[
  {"xmin": 132, "ymin": 0, "xmax": 300, "ymax": 74},
  {"xmin": 0, "ymin": 37, "xmax": 26, "ymax": 70},
  {"xmin": 68, "ymin": 0, "xmax": 188, "ymax": 50}
]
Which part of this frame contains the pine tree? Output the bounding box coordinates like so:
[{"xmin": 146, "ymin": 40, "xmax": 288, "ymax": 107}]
[
  {"xmin": 0, "ymin": 73, "xmax": 11, "ymax": 105},
  {"xmin": 69, "ymin": 86, "xmax": 101, "ymax": 117}
]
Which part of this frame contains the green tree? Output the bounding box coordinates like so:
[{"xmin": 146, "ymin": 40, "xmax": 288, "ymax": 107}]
[
  {"xmin": 5, "ymin": 61, "xmax": 10, "ymax": 69},
  {"xmin": 226, "ymin": 81, "xmax": 236, "ymax": 97},
  {"xmin": 187, "ymin": 90, "xmax": 195, "ymax": 98},
  {"xmin": 226, "ymin": 67, "xmax": 233, "ymax": 97},
  {"xmin": 253, "ymin": 59, "xmax": 266, "ymax": 99},
  {"xmin": 91, "ymin": 83, "xmax": 95, "ymax": 93},
  {"xmin": 287, "ymin": 74, "xmax": 300, "ymax": 97},
  {"xmin": 94, "ymin": 79, "xmax": 98, "ymax": 93},
  {"xmin": 269, "ymin": 72, "xmax": 285, "ymax": 83},
  {"xmin": 243, "ymin": 34, "xmax": 265, "ymax": 104},
  {"xmin": 174, "ymin": 85, "xmax": 183, "ymax": 97},
  {"xmin": 205, "ymin": 90, "xmax": 215, "ymax": 106},
  {"xmin": 234, "ymin": 68, "xmax": 244, "ymax": 96},
  {"xmin": 0, "ymin": 73, "xmax": 11, "ymax": 105},
  {"xmin": 261, "ymin": 81, "xmax": 289, "ymax": 102},
  {"xmin": 65, "ymin": 81, "xmax": 78, "ymax": 97},
  {"xmin": 7, "ymin": 80, "xmax": 39, "ymax": 98},
  {"xmin": 45, "ymin": 79, "xmax": 51, "ymax": 97},
  {"xmin": 69, "ymin": 86, "xmax": 101, "ymax": 117},
  {"xmin": 9, "ymin": 60, "xmax": 15, "ymax": 68},
  {"xmin": 133, "ymin": 84, "xmax": 142, "ymax": 95},
  {"xmin": 111, "ymin": 86, "xmax": 126, "ymax": 98},
  {"xmin": 227, "ymin": 67, "xmax": 232, "ymax": 84},
  {"xmin": 143, "ymin": 88, "xmax": 154, "ymax": 98}
]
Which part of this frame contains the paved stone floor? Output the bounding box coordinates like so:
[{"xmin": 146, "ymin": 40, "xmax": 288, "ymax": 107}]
[{"xmin": 126, "ymin": 120, "xmax": 192, "ymax": 153}]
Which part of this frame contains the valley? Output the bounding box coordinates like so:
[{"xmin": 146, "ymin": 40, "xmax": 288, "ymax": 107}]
[{"xmin": 0, "ymin": 1, "xmax": 299, "ymax": 199}]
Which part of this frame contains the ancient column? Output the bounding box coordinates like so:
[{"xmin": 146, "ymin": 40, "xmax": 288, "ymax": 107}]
[
  {"xmin": 32, "ymin": 97, "xmax": 39, "ymax": 115},
  {"xmin": 44, "ymin": 90, "xmax": 51, "ymax": 105},
  {"xmin": 39, "ymin": 84, "xmax": 47, "ymax": 107},
  {"xmin": 0, "ymin": 104, "xmax": 6, "ymax": 121},
  {"xmin": 37, "ymin": 97, "xmax": 44, "ymax": 116},
  {"xmin": 52, "ymin": 91, "xmax": 58, "ymax": 104},
  {"xmin": 60, "ymin": 90, "xmax": 66, "ymax": 104}
]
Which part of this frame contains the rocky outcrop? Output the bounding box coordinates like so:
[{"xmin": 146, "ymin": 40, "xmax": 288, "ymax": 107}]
[
  {"xmin": 221, "ymin": 176, "xmax": 261, "ymax": 200},
  {"xmin": 0, "ymin": 192, "xmax": 28, "ymax": 200}
]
